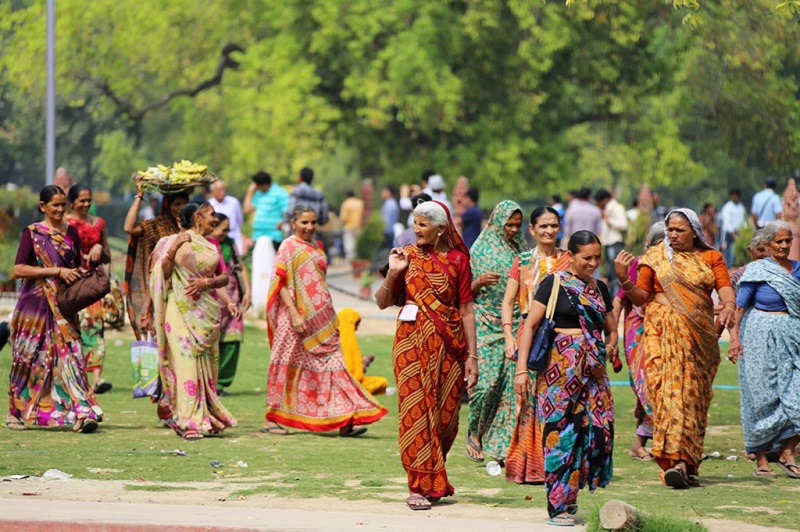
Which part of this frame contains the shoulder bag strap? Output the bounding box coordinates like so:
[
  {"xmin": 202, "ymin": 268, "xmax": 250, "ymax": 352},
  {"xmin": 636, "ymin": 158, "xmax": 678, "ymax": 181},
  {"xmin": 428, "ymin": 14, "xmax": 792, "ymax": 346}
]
[{"xmin": 545, "ymin": 273, "xmax": 560, "ymax": 320}]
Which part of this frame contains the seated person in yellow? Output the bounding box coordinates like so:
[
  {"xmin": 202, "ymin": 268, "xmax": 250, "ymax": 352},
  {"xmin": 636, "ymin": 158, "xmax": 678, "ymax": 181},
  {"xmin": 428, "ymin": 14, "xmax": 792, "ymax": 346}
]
[{"xmin": 338, "ymin": 308, "xmax": 389, "ymax": 395}]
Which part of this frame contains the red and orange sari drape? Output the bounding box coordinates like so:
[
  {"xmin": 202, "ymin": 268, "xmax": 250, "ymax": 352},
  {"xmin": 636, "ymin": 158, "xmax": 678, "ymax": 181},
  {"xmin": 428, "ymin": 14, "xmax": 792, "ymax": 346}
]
[
  {"xmin": 393, "ymin": 245, "xmax": 468, "ymax": 498},
  {"xmin": 638, "ymin": 243, "xmax": 722, "ymax": 476}
]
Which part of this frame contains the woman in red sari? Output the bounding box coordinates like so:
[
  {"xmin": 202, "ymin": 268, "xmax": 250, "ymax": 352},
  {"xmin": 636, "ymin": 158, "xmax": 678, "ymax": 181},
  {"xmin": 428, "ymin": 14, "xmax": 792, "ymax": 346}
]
[
  {"xmin": 66, "ymin": 184, "xmax": 111, "ymax": 394},
  {"xmin": 377, "ymin": 200, "xmax": 478, "ymax": 511},
  {"xmin": 262, "ymin": 205, "xmax": 387, "ymax": 436}
]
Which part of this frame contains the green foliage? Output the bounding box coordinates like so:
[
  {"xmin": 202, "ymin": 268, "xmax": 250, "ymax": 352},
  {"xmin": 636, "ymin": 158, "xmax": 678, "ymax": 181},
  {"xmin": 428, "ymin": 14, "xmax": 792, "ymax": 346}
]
[
  {"xmin": 732, "ymin": 222, "xmax": 755, "ymax": 267},
  {"xmin": 355, "ymin": 214, "xmax": 384, "ymax": 261}
]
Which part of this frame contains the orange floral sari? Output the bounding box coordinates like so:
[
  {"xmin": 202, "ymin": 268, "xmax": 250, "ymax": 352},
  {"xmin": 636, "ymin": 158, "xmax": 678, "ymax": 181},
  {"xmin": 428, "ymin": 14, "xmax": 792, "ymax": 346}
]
[{"xmin": 638, "ymin": 243, "xmax": 722, "ymax": 476}]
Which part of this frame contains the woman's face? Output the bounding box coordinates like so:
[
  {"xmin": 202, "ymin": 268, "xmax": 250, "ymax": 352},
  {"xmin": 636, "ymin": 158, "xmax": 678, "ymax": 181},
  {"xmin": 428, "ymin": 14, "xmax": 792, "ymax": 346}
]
[
  {"xmin": 571, "ymin": 242, "xmax": 601, "ymax": 280},
  {"xmin": 72, "ymin": 189, "xmax": 92, "ymax": 217},
  {"xmin": 211, "ymin": 218, "xmax": 230, "ymax": 241},
  {"xmin": 748, "ymin": 241, "xmax": 768, "ymax": 260},
  {"xmin": 291, "ymin": 211, "xmax": 318, "ymax": 242},
  {"xmin": 666, "ymin": 215, "xmax": 695, "ymax": 252},
  {"xmin": 503, "ymin": 212, "xmax": 523, "ymax": 242},
  {"xmin": 413, "ymin": 215, "xmax": 443, "ymax": 247},
  {"xmin": 768, "ymin": 229, "xmax": 792, "ymax": 261},
  {"xmin": 40, "ymin": 193, "xmax": 67, "ymax": 225},
  {"xmin": 531, "ymin": 212, "xmax": 560, "ymax": 247},
  {"xmin": 193, "ymin": 205, "xmax": 218, "ymax": 236},
  {"xmin": 168, "ymin": 197, "xmax": 189, "ymax": 221}
]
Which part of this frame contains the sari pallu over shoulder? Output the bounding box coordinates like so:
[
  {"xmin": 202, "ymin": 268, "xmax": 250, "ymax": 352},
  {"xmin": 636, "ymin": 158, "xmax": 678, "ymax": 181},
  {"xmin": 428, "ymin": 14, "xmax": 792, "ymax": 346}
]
[{"xmin": 637, "ymin": 243, "xmax": 719, "ymax": 476}]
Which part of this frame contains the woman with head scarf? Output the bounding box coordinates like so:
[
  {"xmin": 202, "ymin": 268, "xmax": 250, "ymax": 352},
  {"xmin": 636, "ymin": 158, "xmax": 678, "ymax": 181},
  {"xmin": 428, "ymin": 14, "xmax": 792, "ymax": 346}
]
[
  {"xmin": 465, "ymin": 200, "xmax": 528, "ymax": 462},
  {"xmin": 338, "ymin": 308, "xmax": 389, "ymax": 395},
  {"xmin": 729, "ymin": 221, "xmax": 800, "ymax": 479},
  {"xmin": 377, "ymin": 200, "xmax": 477, "ymax": 511},
  {"xmin": 123, "ymin": 174, "xmax": 190, "ymax": 340},
  {"xmin": 615, "ymin": 208, "xmax": 736, "ymax": 489}
]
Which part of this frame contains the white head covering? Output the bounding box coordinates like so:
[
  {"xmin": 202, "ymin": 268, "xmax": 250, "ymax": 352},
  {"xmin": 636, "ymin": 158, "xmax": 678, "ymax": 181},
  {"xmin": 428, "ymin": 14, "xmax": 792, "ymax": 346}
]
[
  {"xmin": 427, "ymin": 174, "xmax": 445, "ymax": 192},
  {"xmin": 664, "ymin": 208, "xmax": 712, "ymax": 260}
]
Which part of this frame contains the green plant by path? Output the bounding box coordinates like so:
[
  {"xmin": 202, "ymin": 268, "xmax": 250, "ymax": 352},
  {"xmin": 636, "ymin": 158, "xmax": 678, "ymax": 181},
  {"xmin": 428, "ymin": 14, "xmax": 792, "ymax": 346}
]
[{"xmin": 0, "ymin": 328, "xmax": 798, "ymax": 530}]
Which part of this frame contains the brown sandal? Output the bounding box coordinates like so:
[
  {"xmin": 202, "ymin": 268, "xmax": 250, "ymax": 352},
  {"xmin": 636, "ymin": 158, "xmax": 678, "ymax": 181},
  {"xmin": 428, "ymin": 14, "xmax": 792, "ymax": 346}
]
[{"xmin": 5, "ymin": 416, "xmax": 27, "ymax": 431}]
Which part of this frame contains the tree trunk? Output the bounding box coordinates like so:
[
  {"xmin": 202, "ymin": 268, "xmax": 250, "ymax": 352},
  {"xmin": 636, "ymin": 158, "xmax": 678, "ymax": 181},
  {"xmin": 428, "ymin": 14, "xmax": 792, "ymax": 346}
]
[{"xmin": 599, "ymin": 500, "xmax": 638, "ymax": 531}]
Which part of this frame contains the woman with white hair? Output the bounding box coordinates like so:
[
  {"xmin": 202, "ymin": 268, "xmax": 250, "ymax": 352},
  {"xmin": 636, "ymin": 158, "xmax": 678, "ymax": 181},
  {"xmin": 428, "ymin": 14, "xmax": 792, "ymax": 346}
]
[
  {"xmin": 377, "ymin": 200, "xmax": 478, "ymax": 511},
  {"xmin": 729, "ymin": 221, "xmax": 800, "ymax": 479}
]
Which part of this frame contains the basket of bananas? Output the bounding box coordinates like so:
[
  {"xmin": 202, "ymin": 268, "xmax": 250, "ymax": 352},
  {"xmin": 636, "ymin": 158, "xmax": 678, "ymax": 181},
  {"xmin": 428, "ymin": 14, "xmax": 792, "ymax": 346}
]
[{"xmin": 136, "ymin": 160, "xmax": 217, "ymax": 192}]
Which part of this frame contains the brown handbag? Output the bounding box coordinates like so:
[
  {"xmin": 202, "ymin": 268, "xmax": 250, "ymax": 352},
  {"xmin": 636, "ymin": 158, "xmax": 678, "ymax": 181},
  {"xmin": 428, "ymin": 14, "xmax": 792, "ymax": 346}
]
[{"xmin": 57, "ymin": 267, "xmax": 111, "ymax": 317}]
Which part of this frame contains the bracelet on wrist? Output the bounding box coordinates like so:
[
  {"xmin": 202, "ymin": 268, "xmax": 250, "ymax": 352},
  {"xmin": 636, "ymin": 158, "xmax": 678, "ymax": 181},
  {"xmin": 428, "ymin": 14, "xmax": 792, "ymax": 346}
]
[
  {"xmin": 502, "ymin": 322, "xmax": 512, "ymax": 329},
  {"xmin": 723, "ymin": 302, "xmax": 736, "ymax": 309},
  {"xmin": 514, "ymin": 370, "xmax": 528, "ymax": 376},
  {"xmin": 379, "ymin": 282, "xmax": 391, "ymax": 292}
]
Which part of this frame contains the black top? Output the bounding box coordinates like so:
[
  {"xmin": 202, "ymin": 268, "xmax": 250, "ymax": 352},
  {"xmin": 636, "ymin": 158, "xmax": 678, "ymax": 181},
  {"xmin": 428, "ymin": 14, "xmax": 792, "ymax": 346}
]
[{"xmin": 533, "ymin": 273, "xmax": 612, "ymax": 329}]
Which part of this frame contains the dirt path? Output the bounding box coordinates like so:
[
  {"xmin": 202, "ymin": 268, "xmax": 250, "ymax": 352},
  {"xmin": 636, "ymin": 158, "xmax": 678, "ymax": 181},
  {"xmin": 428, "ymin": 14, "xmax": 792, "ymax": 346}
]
[{"xmin": 0, "ymin": 477, "xmax": 794, "ymax": 531}]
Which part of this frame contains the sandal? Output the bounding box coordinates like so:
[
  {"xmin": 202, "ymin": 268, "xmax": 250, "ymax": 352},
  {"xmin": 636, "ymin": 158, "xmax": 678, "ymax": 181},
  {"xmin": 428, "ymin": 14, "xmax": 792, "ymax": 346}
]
[
  {"xmin": 73, "ymin": 417, "xmax": 98, "ymax": 434},
  {"xmin": 546, "ymin": 514, "xmax": 575, "ymax": 527},
  {"xmin": 752, "ymin": 467, "xmax": 777, "ymax": 478},
  {"xmin": 663, "ymin": 467, "xmax": 690, "ymax": 489},
  {"xmin": 5, "ymin": 416, "xmax": 27, "ymax": 431},
  {"xmin": 93, "ymin": 380, "xmax": 113, "ymax": 394},
  {"xmin": 340, "ymin": 426, "xmax": 367, "ymax": 438},
  {"xmin": 630, "ymin": 452, "xmax": 655, "ymax": 462},
  {"xmin": 776, "ymin": 459, "xmax": 800, "ymax": 479},
  {"xmin": 182, "ymin": 430, "xmax": 204, "ymax": 441},
  {"xmin": 406, "ymin": 494, "xmax": 431, "ymax": 511},
  {"xmin": 466, "ymin": 433, "xmax": 484, "ymax": 462},
  {"xmin": 259, "ymin": 424, "xmax": 289, "ymax": 435}
]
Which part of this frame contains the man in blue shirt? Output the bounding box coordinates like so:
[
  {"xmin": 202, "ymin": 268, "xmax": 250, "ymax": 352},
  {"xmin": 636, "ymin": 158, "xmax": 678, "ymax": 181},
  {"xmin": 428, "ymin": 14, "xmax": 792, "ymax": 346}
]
[
  {"xmin": 243, "ymin": 171, "xmax": 289, "ymax": 251},
  {"xmin": 751, "ymin": 176, "xmax": 782, "ymax": 228},
  {"xmin": 459, "ymin": 188, "xmax": 483, "ymax": 249}
]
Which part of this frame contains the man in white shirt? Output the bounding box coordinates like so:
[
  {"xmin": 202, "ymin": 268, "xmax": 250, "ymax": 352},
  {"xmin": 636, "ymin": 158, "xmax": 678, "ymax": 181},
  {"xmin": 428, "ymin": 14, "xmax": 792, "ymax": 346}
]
[
  {"xmin": 595, "ymin": 189, "xmax": 628, "ymax": 294},
  {"xmin": 719, "ymin": 189, "xmax": 747, "ymax": 266},
  {"xmin": 209, "ymin": 179, "xmax": 245, "ymax": 252},
  {"xmin": 751, "ymin": 176, "xmax": 782, "ymax": 228}
]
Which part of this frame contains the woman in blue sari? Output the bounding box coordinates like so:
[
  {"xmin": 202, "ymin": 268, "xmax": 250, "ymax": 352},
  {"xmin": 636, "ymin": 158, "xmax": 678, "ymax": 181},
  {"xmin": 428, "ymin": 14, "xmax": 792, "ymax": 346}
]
[{"xmin": 731, "ymin": 221, "xmax": 800, "ymax": 479}]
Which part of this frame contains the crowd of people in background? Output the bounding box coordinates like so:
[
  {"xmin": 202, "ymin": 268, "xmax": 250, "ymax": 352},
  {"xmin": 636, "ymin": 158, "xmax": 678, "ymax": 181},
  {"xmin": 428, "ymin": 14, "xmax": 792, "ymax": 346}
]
[{"xmin": 3, "ymin": 165, "xmax": 800, "ymax": 527}]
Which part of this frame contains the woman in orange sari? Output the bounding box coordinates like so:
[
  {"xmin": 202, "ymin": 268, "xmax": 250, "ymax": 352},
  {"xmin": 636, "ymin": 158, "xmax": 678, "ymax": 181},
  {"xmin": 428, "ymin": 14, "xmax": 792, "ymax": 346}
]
[
  {"xmin": 262, "ymin": 205, "xmax": 387, "ymax": 436},
  {"xmin": 615, "ymin": 208, "xmax": 736, "ymax": 488},
  {"xmin": 501, "ymin": 206, "xmax": 571, "ymax": 483},
  {"xmin": 377, "ymin": 201, "xmax": 478, "ymax": 511}
]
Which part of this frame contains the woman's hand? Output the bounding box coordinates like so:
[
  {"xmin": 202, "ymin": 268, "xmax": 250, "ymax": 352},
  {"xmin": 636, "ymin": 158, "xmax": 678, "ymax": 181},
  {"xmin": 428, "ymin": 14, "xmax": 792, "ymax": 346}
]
[
  {"xmin": 718, "ymin": 306, "xmax": 735, "ymax": 329},
  {"xmin": 226, "ymin": 303, "xmax": 242, "ymax": 321},
  {"xmin": 290, "ymin": 309, "xmax": 307, "ymax": 335},
  {"xmin": 614, "ymin": 250, "xmax": 636, "ymax": 284},
  {"xmin": 479, "ymin": 272, "xmax": 501, "ymax": 288},
  {"xmin": 185, "ymin": 277, "xmax": 209, "ymax": 298},
  {"xmin": 139, "ymin": 312, "xmax": 154, "ymax": 333},
  {"xmin": 87, "ymin": 243, "xmax": 104, "ymax": 264},
  {"xmin": 169, "ymin": 233, "xmax": 192, "ymax": 256},
  {"xmin": 514, "ymin": 372, "xmax": 530, "ymax": 397},
  {"xmin": 727, "ymin": 338, "xmax": 743, "ymax": 364},
  {"xmin": 388, "ymin": 248, "xmax": 409, "ymax": 273},
  {"xmin": 504, "ymin": 336, "xmax": 518, "ymax": 360},
  {"xmin": 465, "ymin": 356, "xmax": 478, "ymax": 390},
  {"xmin": 242, "ymin": 293, "xmax": 252, "ymax": 313},
  {"xmin": 133, "ymin": 172, "xmax": 144, "ymax": 194},
  {"xmin": 57, "ymin": 267, "xmax": 81, "ymax": 284}
]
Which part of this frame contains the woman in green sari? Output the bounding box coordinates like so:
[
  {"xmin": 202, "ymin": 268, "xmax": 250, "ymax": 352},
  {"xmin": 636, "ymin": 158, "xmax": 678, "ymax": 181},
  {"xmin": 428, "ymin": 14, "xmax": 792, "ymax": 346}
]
[{"xmin": 466, "ymin": 200, "xmax": 528, "ymax": 461}]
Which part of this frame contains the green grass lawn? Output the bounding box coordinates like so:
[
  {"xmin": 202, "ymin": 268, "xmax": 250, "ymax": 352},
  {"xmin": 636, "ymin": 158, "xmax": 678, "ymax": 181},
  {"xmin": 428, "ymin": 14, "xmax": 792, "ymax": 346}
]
[{"xmin": 1, "ymin": 326, "xmax": 798, "ymax": 530}]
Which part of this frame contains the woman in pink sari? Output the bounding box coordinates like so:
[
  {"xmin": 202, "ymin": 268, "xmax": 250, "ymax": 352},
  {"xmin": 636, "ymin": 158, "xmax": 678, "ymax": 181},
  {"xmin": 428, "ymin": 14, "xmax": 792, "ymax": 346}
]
[{"xmin": 262, "ymin": 204, "xmax": 387, "ymax": 436}]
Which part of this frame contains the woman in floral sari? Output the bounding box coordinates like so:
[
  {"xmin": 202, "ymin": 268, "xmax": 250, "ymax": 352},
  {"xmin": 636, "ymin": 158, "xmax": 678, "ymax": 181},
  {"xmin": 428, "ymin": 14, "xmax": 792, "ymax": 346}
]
[
  {"xmin": 610, "ymin": 222, "xmax": 665, "ymax": 461},
  {"xmin": 7, "ymin": 185, "xmax": 102, "ymax": 433},
  {"xmin": 615, "ymin": 208, "xmax": 736, "ymax": 489},
  {"xmin": 150, "ymin": 202, "xmax": 237, "ymax": 440},
  {"xmin": 730, "ymin": 221, "xmax": 800, "ymax": 479},
  {"xmin": 263, "ymin": 205, "xmax": 387, "ymax": 437},
  {"xmin": 466, "ymin": 200, "xmax": 528, "ymax": 463},
  {"xmin": 514, "ymin": 231, "xmax": 617, "ymax": 526},
  {"xmin": 377, "ymin": 201, "xmax": 477, "ymax": 511},
  {"xmin": 124, "ymin": 173, "xmax": 189, "ymax": 340},
  {"xmin": 502, "ymin": 206, "xmax": 571, "ymax": 484},
  {"xmin": 66, "ymin": 184, "xmax": 112, "ymax": 394}
]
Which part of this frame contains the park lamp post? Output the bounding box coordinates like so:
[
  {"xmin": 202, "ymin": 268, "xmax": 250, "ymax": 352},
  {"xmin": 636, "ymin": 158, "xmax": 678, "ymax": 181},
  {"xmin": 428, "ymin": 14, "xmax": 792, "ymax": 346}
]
[{"xmin": 45, "ymin": 0, "xmax": 55, "ymax": 186}]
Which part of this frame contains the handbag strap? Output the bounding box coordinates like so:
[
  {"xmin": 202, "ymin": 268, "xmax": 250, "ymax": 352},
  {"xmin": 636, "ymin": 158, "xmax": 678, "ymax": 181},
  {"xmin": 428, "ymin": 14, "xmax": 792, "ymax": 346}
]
[{"xmin": 545, "ymin": 273, "xmax": 560, "ymax": 320}]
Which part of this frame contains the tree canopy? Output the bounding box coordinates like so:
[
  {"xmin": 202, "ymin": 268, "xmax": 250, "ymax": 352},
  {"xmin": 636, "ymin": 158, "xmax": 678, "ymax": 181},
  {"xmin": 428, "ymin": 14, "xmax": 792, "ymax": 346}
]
[{"xmin": 1, "ymin": 0, "xmax": 800, "ymax": 209}]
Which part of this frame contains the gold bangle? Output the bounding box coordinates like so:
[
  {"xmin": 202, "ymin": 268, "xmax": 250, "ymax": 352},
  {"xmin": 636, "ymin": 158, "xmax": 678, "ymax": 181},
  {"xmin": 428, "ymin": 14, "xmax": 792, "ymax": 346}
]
[
  {"xmin": 379, "ymin": 282, "xmax": 391, "ymax": 292},
  {"xmin": 514, "ymin": 370, "xmax": 528, "ymax": 376},
  {"xmin": 723, "ymin": 302, "xmax": 736, "ymax": 310}
]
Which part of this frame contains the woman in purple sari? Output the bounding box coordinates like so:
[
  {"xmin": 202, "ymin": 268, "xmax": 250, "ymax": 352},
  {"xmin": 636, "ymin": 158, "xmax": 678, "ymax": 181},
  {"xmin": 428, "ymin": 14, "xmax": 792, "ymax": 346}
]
[{"xmin": 6, "ymin": 185, "xmax": 103, "ymax": 433}]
